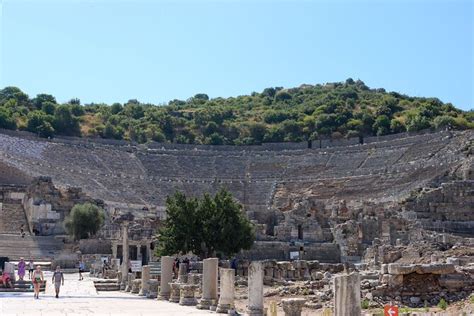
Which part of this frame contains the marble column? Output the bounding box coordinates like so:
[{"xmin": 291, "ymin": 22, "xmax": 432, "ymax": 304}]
[
  {"xmin": 158, "ymin": 256, "xmax": 174, "ymax": 300},
  {"xmin": 125, "ymin": 273, "xmax": 135, "ymax": 292},
  {"xmin": 120, "ymin": 222, "xmax": 129, "ymax": 290},
  {"xmin": 282, "ymin": 298, "xmax": 306, "ymax": 316},
  {"xmin": 248, "ymin": 261, "xmax": 264, "ymax": 316},
  {"xmin": 216, "ymin": 268, "xmax": 235, "ymax": 313},
  {"xmin": 139, "ymin": 265, "xmax": 150, "ymax": 296},
  {"xmin": 333, "ymin": 272, "xmax": 361, "ymax": 316},
  {"xmin": 197, "ymin": 257, "xmax": 218, "ymax": 309},
  {"xmin": 177, "ymin": 262, "xmax": 188, "ymax": 283}
]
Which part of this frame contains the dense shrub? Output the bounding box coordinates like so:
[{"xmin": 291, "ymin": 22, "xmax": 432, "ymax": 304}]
[
  {"xmin": 0, "ymin": 80, "xmax": 471, "ymax": 144},
  {"xmin": 64, "ymin": 203, "xmax": 105, "ymax": 240}
]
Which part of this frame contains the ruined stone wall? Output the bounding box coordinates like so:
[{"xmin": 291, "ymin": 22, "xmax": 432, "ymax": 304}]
[
  {"xmin": 0, "ymin": 129, "xmax": 472, "ymax": 261},
  {"xmin": 402, "ymin": 180, "xmax": 474, "ymax": 237},
  {"xmin": 23, "ymin": 177, "xmax": 103, "ymax": 235},
  {"xmin": 0, "ymin": 185, "xmax": 29, "ymax": 234}
]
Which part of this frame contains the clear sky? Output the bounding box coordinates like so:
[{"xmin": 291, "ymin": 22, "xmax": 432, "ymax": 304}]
[{"xmin": 1, "ymin": 0, "xmax": 473, "ymax": 110}]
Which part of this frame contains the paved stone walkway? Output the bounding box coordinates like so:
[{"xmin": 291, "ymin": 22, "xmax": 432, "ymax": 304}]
[{"xmin": 0, "ymin": 272, "xmax": 213, "ymax": 316}]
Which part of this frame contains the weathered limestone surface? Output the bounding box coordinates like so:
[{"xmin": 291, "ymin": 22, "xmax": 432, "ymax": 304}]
[
  {"xmin": 333, "ymin": 272, "xmax": 361, "ymax": 316},
  {"xmin": 179, "ymin": 284, "xmax": 198, "ymax": 306},
  {"xmin": 197, "ymin": 258, "xmax": 218, "ymax": 310},
  {"xmin": 169, "ymin": 283, "xmax": 181, "ymax": 303},
  {"xmin": 146, "ymin": 279, "xmax": 159, "ymax": 299},
  {"xmin": 124, "ymin": 273, "xmax": 135, "ymax": 292},
  {"xmin": 177, "ymin": 263, "xmax": 188, "ymax": 283},
  {"xmin": 248, "ymin": 262, "xmax": 264, "ymax": 316},
  {"xmin": 216, "ymin": 268, "xmax": 235, "ymax": 314},
  {"xmin": 281, "ymin": 298, "xmax": 306, "ymax": 316},
  {"xmin": 0, "ymin": 129, "xmax": 472, "ymax": 261},
  {"xmin": 131, "ymin": 279, "xmax": 141, "ymax": 294},
  {"xmin": 139, "ymin": 265, "xmax": 150, "ymax": 296},
  {"xmin": 158, "ymin": 256, "xmax": 174, "ymax": 300},
  {"xmin": 120, "ymin": 223, "xmax": 129, "ymax": 291},
  {"xmin": 388, "ymin": 263, "xmax": 455, "ymax": 275}
]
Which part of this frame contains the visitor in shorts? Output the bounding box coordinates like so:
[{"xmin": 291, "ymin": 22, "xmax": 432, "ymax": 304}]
[
  {"xmin": 32, "ymin": 265, "xmax": 44, "ymax": 299},
  {"xmin": 28, "ymin": 259, "xmax": 34, "ymax": 279},
  {"xmin": 52, "ymin": 266, "xmax": 64, "ymax": 298},
  {"xmin": 78, "ymin": 260, "xmax": 85, "ymax": 281}
]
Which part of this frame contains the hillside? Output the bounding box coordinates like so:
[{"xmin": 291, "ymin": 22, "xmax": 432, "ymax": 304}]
[{"xmin": 0, "ymin": 79, "xmax": 472, "ymax": 145}]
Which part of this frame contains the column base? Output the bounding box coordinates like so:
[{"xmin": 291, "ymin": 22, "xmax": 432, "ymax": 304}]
[
  {"xmin": 247, "ymin": 308, "xmax": 264, "ymax": 316},
  {"xmin": 179, "ymin": 297, "xmax": 198, "ymax": 306},
  {"xmin": 196, "ymin": 298, "xmax": 215, "ymax": 309},
  {"xmin": 169, "ymin": 295, "xmax": 180, "ymax": 303},
  {"xmin": 216, "ymin": 303, "xmax": 233, "ymax": 314},
  {"xmin": 157, "ymin": 293, "xmax": 170, "ymax": 300}
]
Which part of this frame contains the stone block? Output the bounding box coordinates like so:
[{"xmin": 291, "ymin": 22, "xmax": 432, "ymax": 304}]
[
  {"xmin": 282, "ymin": 298, "xmax": 306, "ymax": 316},
  {"xmin": 333, "ymin": 272, "xmax": 361, "ymax": 316}
]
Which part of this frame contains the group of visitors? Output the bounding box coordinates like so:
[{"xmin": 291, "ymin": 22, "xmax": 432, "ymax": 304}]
[
  {"xmin": 15, "ymin": 258, "xmax": 34, "ymax": 281},
  {"xmin": 172, "ymin": 257, "xmax": 190, "ymax": 276},
  {"xmin": 4, "ymin": 258, "xmax": 88, "ymax": 299},
  {"xmin": 28, "ymin": 264, "xmax": 64, "ymax": 299}
]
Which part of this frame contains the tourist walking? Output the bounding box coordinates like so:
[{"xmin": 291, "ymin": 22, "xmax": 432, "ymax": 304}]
[
  {"xmin": 17, "ymin": 258, "xmax": 26, "ymax": 281},
  {"xmin": 52, "ymin": 266, "xmax": 64, "ymax": 298},
  {"xmin": 28, "ymin": 259, "xmax": 34, "ymax": 280},
  {"xmin": 78, "ymin": 260, "xmax": 85, "ymax": 281},
  {"xmin": 32, "ymin": 266, "xmax": 44, "ymax": 299}
]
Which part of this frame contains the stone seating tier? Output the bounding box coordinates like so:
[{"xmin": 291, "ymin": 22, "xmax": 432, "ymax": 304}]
[
  {"xmin": 0, "ymin": 130, "xmax": 470, "ymax": 230},
  {"xmin": 0, "ymin": 234, "xmax": 65, "ymax": 261}
]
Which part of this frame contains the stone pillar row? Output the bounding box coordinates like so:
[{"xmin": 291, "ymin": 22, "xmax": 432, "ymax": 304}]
[{"xmin": 126, "ymin": 257, "xmax": 313, "ymax": 316}]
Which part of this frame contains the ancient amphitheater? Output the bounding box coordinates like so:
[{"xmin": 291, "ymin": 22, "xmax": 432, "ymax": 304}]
[{"xmin": 0, "ymin": 128, "xmax": 472, "ymax": 263}]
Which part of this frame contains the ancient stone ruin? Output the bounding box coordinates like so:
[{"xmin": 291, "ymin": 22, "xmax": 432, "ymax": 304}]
[{"xmin": 0, "ymin": 128, "xmax": 473, "ymax": 313}]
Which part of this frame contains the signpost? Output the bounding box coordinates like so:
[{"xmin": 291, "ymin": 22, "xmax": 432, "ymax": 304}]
[
  {"xmin": 384, "ymin": 305, "xmax": 399, "ymax": 316},
  {"xmin": 289, "ymin": 251, "xmax": 299, "ymax": 260},
  {"xmin": 130, "ymin": 260, "xmax": 142, "ymax": 272}
]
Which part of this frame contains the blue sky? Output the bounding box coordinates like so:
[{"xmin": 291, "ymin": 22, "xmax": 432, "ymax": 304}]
[{"xmin": 1, "ymin": 0, "xmax": 472, "ymax": 110}]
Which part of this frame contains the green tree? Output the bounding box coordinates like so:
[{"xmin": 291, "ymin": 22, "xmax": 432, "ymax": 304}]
[
  {"xmin": 53, "ymin": 105, "xmax": 81, "ymax": 136},
  {"xmin": 41, "ymin": 101, "xmax": 56, "ymax": 115},
  {"xmin": 33, "ymin": 94, "xmax": 56, "ymax": 109},
  {"xmin": 406, "ymin": 114, "xmax": 431, "ymax": 132},
  {"xmin": 64, "ymin": 203, "xmax": 105, "ymax": 240},
  {"xmin": 110, "ymin": 103, "xmax": 123, "ymax": 115},
  {"xmin": 390, "ymin": 118, "xmax": 406, "ymax": 133},
  {"xmin": 27, "ymin": 111, "xmax": 55, "ymax": 137},
  {"xmin": 248, "ymin": 122, "xmax": 267, "ymax": 144},
  {"xmin": 0, "ymin": 87, "xmax": 30, "ymax": 107},
  {"xmin": 0, "ymin": 108, "xmax": 17, "ymax": 130},
  {"xmin": 373, "ymin": 115, "xmax": 391, "ymax": 136},
  {"xmin": 433, "ymin": 115, "xmax": 456, "ymax": 130},
  {"xmin": 157, "ymin": 189, "xmax": 255, "ymax": 258}
]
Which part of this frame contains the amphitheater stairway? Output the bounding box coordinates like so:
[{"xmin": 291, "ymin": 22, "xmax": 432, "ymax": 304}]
[
  {"xmin": 0, "ymin": 200, "xmax": 29, "ymax": 234},
  {"xmin": 0, "ymin": 279, "xmax": 46, "ymax": 293},
  {"xmin": 0, "ymin": 234, "xmax": 65, "ymax": 262}
]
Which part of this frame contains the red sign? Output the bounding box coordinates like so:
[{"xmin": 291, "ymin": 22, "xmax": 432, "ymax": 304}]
[{"xmin": 384, "ymin": 305, "xmax": 399, "ymax": 316}]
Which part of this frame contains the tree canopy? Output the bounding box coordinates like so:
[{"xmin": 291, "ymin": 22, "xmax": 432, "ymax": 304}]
[
  {"xmin": 0, "ymin": 79, "xmax": 472, "ymax": 144},
  {"xmin": 64, "ymin": 203, "xmax": 105, "ymax": 240},
  {"xmin": 157, "ymin": 189, "xmax": 255, "ymax": 259}
]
